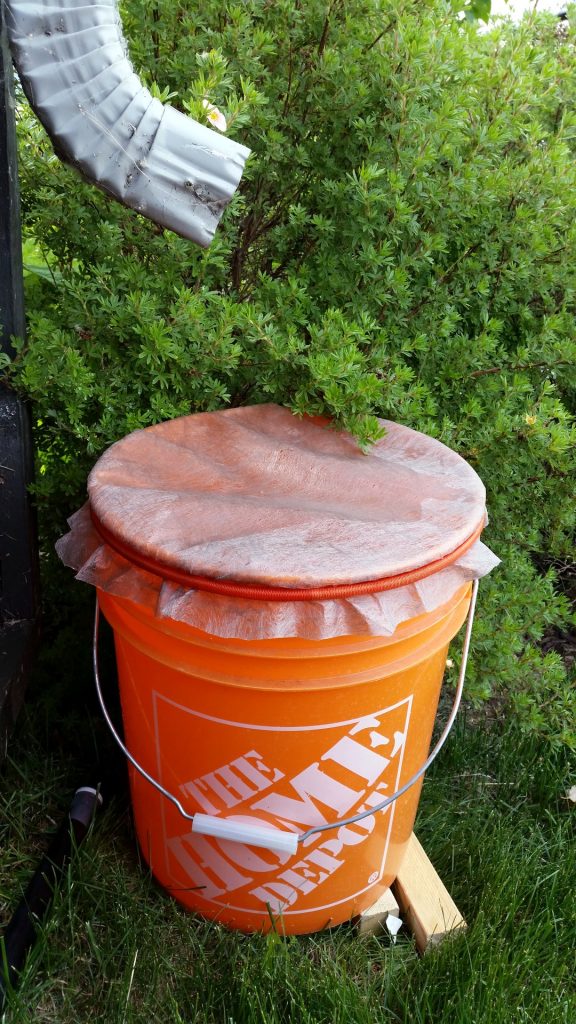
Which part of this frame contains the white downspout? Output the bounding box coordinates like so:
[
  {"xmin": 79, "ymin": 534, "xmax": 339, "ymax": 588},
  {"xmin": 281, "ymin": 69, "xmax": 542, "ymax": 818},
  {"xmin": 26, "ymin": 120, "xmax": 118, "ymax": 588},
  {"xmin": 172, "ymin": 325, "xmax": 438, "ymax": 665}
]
[{"xmin": 5, "ymin": 0, "xmax": 250, "ymax": 245}]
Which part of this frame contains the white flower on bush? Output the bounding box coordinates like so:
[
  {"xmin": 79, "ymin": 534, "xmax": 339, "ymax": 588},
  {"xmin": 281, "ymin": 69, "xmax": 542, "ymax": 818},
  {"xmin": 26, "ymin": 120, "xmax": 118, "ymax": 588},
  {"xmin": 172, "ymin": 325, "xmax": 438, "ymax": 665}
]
[{"xmin": 202, "ymin": 99, "xmax": 227, "ymax": 132}]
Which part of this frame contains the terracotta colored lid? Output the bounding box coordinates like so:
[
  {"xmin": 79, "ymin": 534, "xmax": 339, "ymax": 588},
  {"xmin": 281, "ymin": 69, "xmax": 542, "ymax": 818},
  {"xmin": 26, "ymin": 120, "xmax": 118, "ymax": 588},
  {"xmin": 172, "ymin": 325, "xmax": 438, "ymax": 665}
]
[{"xmin": 87, "ymin": 404, "xmax": 486, "ymax": 591}]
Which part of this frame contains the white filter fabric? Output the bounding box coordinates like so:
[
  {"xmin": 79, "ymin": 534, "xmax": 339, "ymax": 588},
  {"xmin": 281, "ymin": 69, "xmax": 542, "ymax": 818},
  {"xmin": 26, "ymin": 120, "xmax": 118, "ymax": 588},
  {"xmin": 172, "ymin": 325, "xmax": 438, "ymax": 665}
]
[{"xmin": 56, "ymin": 502, "xmax": 500, "ymax": 640}]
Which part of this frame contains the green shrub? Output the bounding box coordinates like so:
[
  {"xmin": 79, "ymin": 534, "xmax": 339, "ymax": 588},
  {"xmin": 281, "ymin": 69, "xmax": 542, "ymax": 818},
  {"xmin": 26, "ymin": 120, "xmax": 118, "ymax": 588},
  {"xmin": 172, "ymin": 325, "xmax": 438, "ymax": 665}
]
[{"xmin": 7, "ymin": 0, "xmax": 576, "ymax": 744}]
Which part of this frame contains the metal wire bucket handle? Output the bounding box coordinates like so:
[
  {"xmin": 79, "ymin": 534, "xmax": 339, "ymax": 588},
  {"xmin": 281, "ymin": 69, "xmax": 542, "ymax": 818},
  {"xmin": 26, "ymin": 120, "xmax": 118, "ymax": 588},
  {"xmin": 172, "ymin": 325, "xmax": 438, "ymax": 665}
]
[{"xmin": 93, "ymin": 579, "xmax": 479, "ymax": 856}]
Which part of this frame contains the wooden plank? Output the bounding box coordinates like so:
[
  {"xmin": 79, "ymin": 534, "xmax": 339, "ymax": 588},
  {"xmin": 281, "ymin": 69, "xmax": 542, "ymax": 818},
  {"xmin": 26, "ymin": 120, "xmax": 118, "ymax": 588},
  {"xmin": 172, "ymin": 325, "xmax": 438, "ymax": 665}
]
[
  {"xmin": 392, "ymin": 833, "xmax": 466, "ymax": 953},
  {"xmin": 356, "ymin": 888, "xmax": 400, "ymax": 936}
]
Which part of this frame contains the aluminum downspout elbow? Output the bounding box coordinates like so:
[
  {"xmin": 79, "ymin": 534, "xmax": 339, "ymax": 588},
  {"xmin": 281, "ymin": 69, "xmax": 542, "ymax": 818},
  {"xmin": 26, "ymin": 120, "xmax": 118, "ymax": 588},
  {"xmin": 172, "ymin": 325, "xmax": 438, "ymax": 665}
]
[{"xmin": 5, "ymin": 0, "xmax": 250, "ymax": 245}]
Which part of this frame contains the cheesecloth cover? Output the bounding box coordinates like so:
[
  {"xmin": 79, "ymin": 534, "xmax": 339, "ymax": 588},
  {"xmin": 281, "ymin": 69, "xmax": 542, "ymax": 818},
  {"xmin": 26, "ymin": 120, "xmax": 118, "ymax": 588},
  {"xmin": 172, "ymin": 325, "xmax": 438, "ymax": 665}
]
[{"xmin": 56, "ymin": 404, "xmax": 499, "ymax": 639}]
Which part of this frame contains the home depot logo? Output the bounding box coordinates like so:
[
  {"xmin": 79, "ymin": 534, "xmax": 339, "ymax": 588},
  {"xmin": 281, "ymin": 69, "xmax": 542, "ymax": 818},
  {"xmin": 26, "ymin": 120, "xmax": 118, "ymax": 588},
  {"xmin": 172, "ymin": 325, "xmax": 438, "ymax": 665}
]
[{"xmin": 154, "ymin": 695, "xmax": 412, "ymax": 916}]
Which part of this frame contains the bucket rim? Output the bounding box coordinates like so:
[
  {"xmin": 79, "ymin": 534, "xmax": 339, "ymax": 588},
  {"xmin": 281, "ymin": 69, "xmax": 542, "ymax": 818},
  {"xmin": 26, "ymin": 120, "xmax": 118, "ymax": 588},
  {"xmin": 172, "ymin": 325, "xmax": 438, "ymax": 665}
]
[
  {"xmin": 90, "ymin": 509, "xmax": 485, "ymax": 602},
  {"xmin": 97, "ymin": 581, "xmax": 472, "ymax": 690}
]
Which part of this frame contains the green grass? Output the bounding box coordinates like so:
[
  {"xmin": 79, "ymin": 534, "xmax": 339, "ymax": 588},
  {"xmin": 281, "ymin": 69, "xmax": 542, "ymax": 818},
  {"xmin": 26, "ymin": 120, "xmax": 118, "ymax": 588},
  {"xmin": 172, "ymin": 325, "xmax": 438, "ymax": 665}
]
[{"xmin": 1, "ymin": 660, "xmax": 575, "ymax": 1024}]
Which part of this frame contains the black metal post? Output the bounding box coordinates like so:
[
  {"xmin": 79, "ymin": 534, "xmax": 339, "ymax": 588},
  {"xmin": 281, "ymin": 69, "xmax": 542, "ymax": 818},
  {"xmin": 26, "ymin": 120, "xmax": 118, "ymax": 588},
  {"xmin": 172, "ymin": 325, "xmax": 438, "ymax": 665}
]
[{"xmin": 0, "ymin": 1, "xmax": 39, "ymax": 758}]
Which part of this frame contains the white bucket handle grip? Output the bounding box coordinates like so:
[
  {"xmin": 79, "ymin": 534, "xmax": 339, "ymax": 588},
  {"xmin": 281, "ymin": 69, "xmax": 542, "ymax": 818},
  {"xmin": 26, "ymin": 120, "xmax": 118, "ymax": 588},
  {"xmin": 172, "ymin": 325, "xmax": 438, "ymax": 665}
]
[{"xmin": 93, "ymin": 580, "xmax": 478, "ymax": 856}]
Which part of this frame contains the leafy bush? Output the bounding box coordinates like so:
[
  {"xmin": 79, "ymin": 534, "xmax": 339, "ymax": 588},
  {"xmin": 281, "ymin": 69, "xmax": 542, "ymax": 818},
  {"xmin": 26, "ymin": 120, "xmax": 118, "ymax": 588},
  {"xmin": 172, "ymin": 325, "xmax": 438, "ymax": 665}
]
[{"xmin": 7, "ymin": 0, "xmax": 576, "ymax": 743}]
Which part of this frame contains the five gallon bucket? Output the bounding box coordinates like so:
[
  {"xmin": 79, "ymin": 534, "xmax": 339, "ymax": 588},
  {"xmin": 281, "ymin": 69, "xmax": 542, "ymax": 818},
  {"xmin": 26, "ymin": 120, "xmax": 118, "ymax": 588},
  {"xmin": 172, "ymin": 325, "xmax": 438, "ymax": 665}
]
[
  {"xmin": 96, "ymin": 582, "xmax": 472, "ymax": 933},
  {"xmin": 57, "ymin": 404, "xmax": 499, "ymax": 934}
]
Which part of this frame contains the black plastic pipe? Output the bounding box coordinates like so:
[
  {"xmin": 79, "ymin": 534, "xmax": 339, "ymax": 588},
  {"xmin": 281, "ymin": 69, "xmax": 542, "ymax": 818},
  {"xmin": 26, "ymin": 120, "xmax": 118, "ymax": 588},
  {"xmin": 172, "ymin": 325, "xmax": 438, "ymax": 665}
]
[{"xmin": 0, "ymin": 786, "xmax": 102, "ymax": 1010}]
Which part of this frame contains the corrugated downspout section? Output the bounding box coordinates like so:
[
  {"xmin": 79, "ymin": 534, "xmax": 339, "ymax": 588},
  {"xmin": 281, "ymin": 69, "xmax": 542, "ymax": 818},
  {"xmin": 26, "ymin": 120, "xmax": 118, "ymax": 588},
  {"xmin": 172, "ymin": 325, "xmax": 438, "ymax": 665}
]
[{"xmin": 5, "ymin": 0, "xmax": 250, "ymax": 245}]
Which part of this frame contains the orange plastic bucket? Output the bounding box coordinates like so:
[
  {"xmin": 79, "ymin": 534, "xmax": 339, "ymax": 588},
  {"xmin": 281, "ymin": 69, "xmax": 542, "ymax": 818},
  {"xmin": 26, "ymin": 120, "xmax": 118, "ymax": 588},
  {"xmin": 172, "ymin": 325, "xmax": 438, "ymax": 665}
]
[
  {"xmin": 58, "ymin": 407, "xmax": 496, "ymax": 933},
  {"xmin": 96, "ymin": 580, "xmax": 472, "ymax": 934}
]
